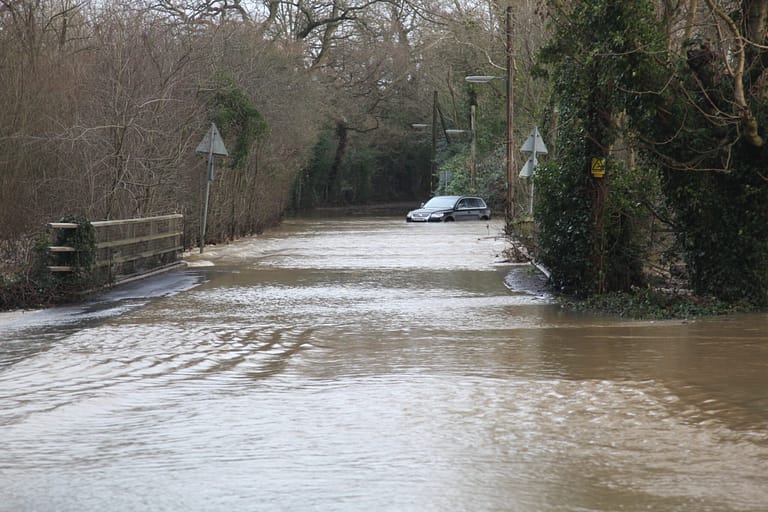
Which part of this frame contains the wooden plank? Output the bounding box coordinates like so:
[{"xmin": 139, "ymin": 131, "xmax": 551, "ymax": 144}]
[
  {"xmin": 95, "ymin": 232, "xmax": 183, "ymax": 250},
  {"xmin": 48, "ymin": 266, "xmax": 75, "ymax": 272},
  {"xmin": 49, "ymin": 246, "xmax": 76, "ymax": 252},
  {"xmin": 48, "ymin": 222, "xmax": 79, "ymax": 229},
  {"xmin": 91, "ymin": 214, "xmax": 182, "ymax": 228},
  {"xmin": 95, "ymin": 245, "xmax": 184, "ymax": 267}
]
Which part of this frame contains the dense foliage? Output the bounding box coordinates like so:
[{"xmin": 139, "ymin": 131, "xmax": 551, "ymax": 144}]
[
  {"xmin": 535, "ymin": 0, "xmax": 768, "ymax": 307},
  {"xmin": 637, "ymin": 47, "xmax": 768, "ymax": 307},
  {"xmin": 561, "ymin": 288, "xmax": 752, "ymax": 320},
  {"xmin": 633, "ymin": 3, "xmax": 768, "ymax": 308},
  {"xmin": 535, "ymin": 0, "xmax": 662, "ymax": 295},
  {"xmin": 662, "ymin": 159, "xmax": 768, "ymax": 307},
  {"xmin": 1, "ymin": 217, "xmax": 97, "ymax": 309}
]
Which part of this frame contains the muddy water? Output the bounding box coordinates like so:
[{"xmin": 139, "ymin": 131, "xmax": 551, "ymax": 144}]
[{"xmin": 1, "ymin": 216, "xmax": 767, "ymax": 511}]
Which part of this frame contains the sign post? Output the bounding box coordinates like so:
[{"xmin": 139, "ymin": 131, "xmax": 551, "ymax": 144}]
[
  {"xmin": 519, "ymin": 125, "xmax": 548, "ymax": 215},
  {"xmin": 195, "ymin": 123, "xmax": 228, "ymax": 253}
]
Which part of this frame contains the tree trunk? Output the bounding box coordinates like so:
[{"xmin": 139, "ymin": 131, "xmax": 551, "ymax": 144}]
[{"xmin": 327, "ymin": 119, "xmax": 348, "ymax": 203}]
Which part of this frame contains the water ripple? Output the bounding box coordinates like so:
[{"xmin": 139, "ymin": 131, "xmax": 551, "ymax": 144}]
[{"xmin": 1, "ymin": 218, "xmax": 767, "ymax": 512}]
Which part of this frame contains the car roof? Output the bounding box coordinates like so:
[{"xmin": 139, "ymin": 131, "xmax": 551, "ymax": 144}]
[{"xmin": 431, "ymin": 195, "xmax": 484, "ymax": 200}]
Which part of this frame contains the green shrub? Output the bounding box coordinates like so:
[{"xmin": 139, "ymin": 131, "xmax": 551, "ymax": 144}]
[{"xmin": 561, "ymin": 288, "xmax": 753, "ymax": 320}]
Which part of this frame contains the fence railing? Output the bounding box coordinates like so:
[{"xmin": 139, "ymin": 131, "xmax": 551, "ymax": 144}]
[{"xmin": 48, "ymin": 214, "xmax": 184, "ymax": 285}]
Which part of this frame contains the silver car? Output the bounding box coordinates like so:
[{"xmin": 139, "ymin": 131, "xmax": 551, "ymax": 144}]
[{"xmin": 406, "ymin": 195, "xmax": 492, "ymax": 222}]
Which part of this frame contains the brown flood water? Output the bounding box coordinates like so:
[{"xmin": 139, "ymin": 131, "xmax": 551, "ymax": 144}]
[{"xmin": 0, "ymin": 216, "xmax": 766, "ymax": 511}]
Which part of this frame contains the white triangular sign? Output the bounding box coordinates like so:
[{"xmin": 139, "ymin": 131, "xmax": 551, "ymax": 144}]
[
  {"xmin": 520, "ymin": 125, "xmax": 548, "ymax": 154},
  {"xmin": 519, "ymin": 152, "xmax": 537, "ymax": 177},
  {"xmin": 196, "ymin": 123, "xmax": 229, "ymax": 156}
]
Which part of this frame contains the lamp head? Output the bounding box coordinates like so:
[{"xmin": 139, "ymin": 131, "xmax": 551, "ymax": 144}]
[{"xmin": 465, "ymin": 75, "xmax": 499, "ymax": 83}]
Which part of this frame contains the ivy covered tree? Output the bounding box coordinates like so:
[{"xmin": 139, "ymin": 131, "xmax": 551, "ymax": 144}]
[
  {"xmin": 634, "ymin": 2, "xmax": 768, "ymax": 307},
  {"xmin": 537, "ymin": 0, "xmax": 768, "ymax": 307},
  {"xmin": 536, "ymin": 0, "xmax": 664, "ymax": 295}
]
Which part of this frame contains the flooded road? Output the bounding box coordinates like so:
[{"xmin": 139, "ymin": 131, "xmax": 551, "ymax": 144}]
[{"xmin": 1, "ymin": 216, "xmax": 767, "ymax": 511}]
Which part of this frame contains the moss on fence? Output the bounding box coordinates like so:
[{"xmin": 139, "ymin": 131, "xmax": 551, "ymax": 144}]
[{"xmin": 0, "ymin": 217, "xmax": 97, "ymax": 310}]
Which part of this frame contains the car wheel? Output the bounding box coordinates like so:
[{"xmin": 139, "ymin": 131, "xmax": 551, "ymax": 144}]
[{"xmin": 444, "ymin": 216, "xmax": 455, "ymax": 222}]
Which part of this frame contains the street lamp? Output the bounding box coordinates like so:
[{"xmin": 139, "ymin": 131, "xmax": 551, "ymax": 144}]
[
  {"xmin": 411, "ymin": 125, "xmax": 472, "ymax": 195},
  {"xmin": 411, "ymin": 91, "xmax": 439, "ymax": 194},
  {"xmin": 465, "ymin": 71, "xmax": 514, "ymax": 218},
  {"xmin": 465, "ymin": 6, "xmax": 515, "ymax": 221},
  {"xmin": 445, "ymin": 122, "xmax": 475, "ymax": 191},
  {"xmin": 413, "ymin": 91, "xmax": 478, "ymax": 195},
  {"xmin": 465, "ymin": 75, "xmax": 500, "ymax": 84}
]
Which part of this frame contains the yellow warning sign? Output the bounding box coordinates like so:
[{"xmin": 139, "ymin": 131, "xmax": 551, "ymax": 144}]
[{"xmin": 591, "ymin": 158, "xmax": 606, "ymax": 178}]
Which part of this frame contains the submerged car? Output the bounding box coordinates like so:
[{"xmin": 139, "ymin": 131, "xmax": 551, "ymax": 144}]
[{"xmin": 405, "ymin": 195, "xmax": 492, "ymax": 222}]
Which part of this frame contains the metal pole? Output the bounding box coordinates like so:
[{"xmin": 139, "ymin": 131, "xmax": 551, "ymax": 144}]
[
  {"xmin": 431, "ymin": 91, "xmax": 438, "ymax": 194},
  {"xmin": 200, "ymin": 124, "xmax": 215, "ymax": 254},
  {"xmin": 470, "ymin": 103, "xmax": 477, "ymax": 191},
  {"xmin": 529, "ymin": 150, "xmax": 536, "ymax": 215},
  {"xmin": 506, "ymin": 6, "xmax": 515, "ymax": 222}
]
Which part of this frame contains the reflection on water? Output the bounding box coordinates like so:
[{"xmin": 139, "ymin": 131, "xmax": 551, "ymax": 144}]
[{"xmin": 0, "ymin": 217, "xmax": 767, "ymax": 512}]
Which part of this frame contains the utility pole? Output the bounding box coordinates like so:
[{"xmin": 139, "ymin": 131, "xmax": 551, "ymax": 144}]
[
  {"xmin": 431, "ymin": 91, "xmax": 438, "ymax": 194},
  {"xmin": 470, "ymin": 102, "xmax": 477, "ymax": 191},
  {"xmin": 506, "ymin": 5, "xmax": 515, "ymax": 222}
]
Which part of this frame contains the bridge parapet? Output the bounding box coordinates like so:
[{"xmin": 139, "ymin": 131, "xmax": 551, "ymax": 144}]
[{"xmin": 48, "ymin": 214, "xmax": 184, "ymax": 286}]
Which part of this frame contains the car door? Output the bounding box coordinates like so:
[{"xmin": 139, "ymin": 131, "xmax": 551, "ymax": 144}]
[
  {"xmin": 468, "ymin": 198, "xmax": 484, "ymax": 219},
  {"xmin": 458, "ymin": 198, "xmax": 480, "ymax": 220},
  {"xmin": 454, "ymin": 198, "xmax": 471, "ymax": 220}
]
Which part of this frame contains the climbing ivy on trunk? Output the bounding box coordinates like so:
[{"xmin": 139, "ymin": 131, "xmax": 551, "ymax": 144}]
[
  {"xmin": 536, "ymin": 0, "xmax": 660, "ymax": 296},
  {"xmin": 629, "ymin": 7, "xmax": 768, "ymax": 307},
  {"xmin": 538, "ymin": 0, "xmax": 768, "ymax": 306}
]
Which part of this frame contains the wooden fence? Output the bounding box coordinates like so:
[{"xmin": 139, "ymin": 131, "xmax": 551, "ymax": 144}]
[{"xmin": 48, "ymin": 214, "xmax": 184, "ymax": 285}]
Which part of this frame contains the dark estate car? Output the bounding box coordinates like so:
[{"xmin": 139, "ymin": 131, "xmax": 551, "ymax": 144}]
[{"xmin": 405, "ymin": 195, "xmax": 492, "ymax": 222}]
